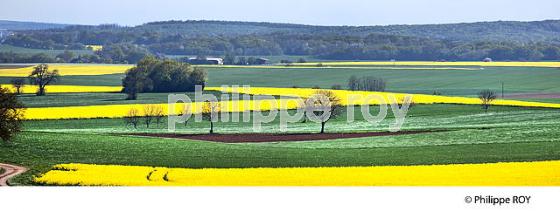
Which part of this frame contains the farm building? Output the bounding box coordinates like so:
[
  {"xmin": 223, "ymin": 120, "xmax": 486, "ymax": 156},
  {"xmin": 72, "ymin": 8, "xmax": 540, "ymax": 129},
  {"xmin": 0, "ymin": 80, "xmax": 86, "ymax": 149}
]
[
  {"xmin": 255, "ymin": 58, "xmax": 269, "ymax": 65},
  {"xmin": 186, "ymin": 57, "xmax": 224, "ymax": 65}
]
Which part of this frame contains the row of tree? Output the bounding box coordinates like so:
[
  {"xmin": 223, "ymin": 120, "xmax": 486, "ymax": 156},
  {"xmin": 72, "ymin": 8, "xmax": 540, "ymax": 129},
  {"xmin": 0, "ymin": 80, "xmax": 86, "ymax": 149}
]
[
  {"xmin": 0, "ymin": 43, "xmax": 151, "ymax": 64},
  {"xmin": 348, "ymin": 76, "xmax": 387, "ymax": 92}
]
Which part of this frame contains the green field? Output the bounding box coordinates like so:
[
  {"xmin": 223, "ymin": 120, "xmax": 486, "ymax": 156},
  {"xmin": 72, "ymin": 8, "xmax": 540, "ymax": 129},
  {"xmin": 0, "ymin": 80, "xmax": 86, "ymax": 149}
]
[
  {"xmin": 3, "ymin": 104, "xmax": 560, "ymax": 185},
  {"xmin": 3, "ymin": 66, "xmax": 559, "ymax": 96},
  {"xmin": 0, "ymin": 44, "xmax": 93, "ymax": 56},
  {"xmin": 1, "ymin": 63, "xmax": 559, "ymax": 185}
]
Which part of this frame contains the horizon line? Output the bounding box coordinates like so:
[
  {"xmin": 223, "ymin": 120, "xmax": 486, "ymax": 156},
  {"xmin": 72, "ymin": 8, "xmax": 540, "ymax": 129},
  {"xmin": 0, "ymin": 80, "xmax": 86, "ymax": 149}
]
[{"xmin": 1, "ymin": 18, "xmax": 559, "ymax": 28}]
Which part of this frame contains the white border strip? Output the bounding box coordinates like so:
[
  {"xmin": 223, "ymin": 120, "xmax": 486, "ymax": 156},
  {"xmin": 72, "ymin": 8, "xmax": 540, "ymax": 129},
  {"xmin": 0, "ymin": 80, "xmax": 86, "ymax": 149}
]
[{"xmin": 1, "ymin": 187, "xmax": 558, "ymax": 211}]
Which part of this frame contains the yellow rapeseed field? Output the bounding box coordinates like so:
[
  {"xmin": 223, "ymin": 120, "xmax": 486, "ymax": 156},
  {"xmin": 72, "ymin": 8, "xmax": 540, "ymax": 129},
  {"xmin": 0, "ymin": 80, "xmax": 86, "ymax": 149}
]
[
  {"xmin": 0, "ymin": 64, "xmax": 132, "ymax": 77},
  {"xmin": 23, "ymin": 98, "xmax": 300, "ymax": 120},
  {"xmin": 295, "ymin": 61, "xmax": 560, "ymax": 68},
  {"xmin": 1, "ymin": 84, "xmax": 122, "ymax": 94},
  {"xmin": 85, "ymin": 45, "xmax": 103, "ymax": 51},
  {"xmin": 207, "ymin": 87, "xmax": 560, "ymax": 109},
  {"xmin": 20, "ymin": 86, "xmax": 560, "ymax": 120},
  {"xmin": 33, "ymin": 161, "xmax": 560, "ymax": 186}
]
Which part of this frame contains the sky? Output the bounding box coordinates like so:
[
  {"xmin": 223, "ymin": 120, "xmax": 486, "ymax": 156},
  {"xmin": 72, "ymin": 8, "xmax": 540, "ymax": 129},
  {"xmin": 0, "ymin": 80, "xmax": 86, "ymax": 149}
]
[{"xmin": 1, "ymin": 0, "xmax": 559, "ymax": 26}]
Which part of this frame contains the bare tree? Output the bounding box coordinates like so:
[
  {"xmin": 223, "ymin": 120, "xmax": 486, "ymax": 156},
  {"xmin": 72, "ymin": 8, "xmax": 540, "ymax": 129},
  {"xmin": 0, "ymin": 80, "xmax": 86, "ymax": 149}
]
[
  {"xmin": 202, "ymin": 100, "xmax": 220, "ymax": 134},
  {"xmin": 478, "ymin": 89, "xmax": 497, "ymax": 112},
  {"xmin": 153, "ymin": 106, "xmax": 165, "ymax": 127},
  {"xmin": 348, "ymin": 75, "xmax": 359, "ymax": 91},
  {"xmin": 28, "ymin": 64, "xmax": 60, "ymax": 96},
  {"xmin": 362, "ymin": 76, "xmax": 386, "ymax": 91},
  {"xmin": 306, "ymin": 90, "xmax": 342, "ymax": 133},
  {"xmin": 124, "ymin": 108, "xmax": 140, "ymax": 129},
  {"xmin": 143, "ymin": 105, "xmax": 156, "ymax": 128},
  {"xmin": 348, "ymin": 75, "xmax": 386, "ymax": 91},
  {"xmin": 10, "ymin": 79, "xmax": 25, "ymax": 95}
]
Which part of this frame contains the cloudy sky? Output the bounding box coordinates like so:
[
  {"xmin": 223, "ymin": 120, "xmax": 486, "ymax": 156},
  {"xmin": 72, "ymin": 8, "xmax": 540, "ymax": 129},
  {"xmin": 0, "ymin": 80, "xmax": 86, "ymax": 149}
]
[{"xmin": 1, "ymin": 0, "xmax": 559, "ymax": 26}]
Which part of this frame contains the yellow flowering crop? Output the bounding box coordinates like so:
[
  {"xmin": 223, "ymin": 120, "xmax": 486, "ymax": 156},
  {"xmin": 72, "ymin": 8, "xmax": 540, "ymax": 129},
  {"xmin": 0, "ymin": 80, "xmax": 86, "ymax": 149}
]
[
  {"xmin": 2, "ymin": 84, "xmax": 122, "ymax": 94},
  {"xmin": 294, "ymin": 61, "xmax": 560, "ymax": 68},
  {"xmin": 34, "ymin": 161, "xmax": 560, "ymax": 186},
  {"xmin": 20, "ymin": 86, "xmax": 560, "ymax": 120},
  {"xmin": 207, "ymin": 87, "xmax": 560, "ymax": 109},
  {"xmin": 0, "ymin": 64, "xmax": 132, "ymax": 77},
  {"xmin": 23, "ymin": 98, "xmax": 300, "ymax": 120},
  {"xmin": 85, "ymin": 45, "xmax": 103, "ymax": 51}
]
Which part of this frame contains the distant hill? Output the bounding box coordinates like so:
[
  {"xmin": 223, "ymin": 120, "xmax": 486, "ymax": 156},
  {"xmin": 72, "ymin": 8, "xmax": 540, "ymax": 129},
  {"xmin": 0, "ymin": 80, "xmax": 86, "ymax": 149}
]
[
  {"xmin": 2, "ymin": 19, "xmax": 560, "ymax": 62},
  {"xmin": 357, "ymin": 20, "xmax": 560, "ymax": 43},
  {"xmin": 0, "ymin": 20, "xmax": 69, "ymax": 30},
  {"xmin": 133, "ymin": 20, "xmax": 560, "ymax": 43}
]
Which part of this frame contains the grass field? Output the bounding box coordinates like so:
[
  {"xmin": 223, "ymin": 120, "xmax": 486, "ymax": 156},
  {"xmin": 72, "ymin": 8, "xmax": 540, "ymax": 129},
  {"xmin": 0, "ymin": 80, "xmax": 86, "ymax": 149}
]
[
  {"xmin": 296, "ymin": 61, "xmax": 560, "ymax": 68},
  {"xmin": 2, "ymin": 64, "xmax": 559, "ymax": 96},
  {"xmin": 0, "ymin": 44, "xmax": 94, "ymax": 56},
  {"xmin": 0, "ymin": 62, "xmax": 559, "ymax": 186}
]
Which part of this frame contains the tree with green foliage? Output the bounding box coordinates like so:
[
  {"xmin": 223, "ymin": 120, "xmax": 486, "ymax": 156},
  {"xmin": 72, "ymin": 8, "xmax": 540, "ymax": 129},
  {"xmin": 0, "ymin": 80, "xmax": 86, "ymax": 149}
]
[
  {"xmin": 0, "ymin": 85, "xmax": 25, "ymax": 143},
  {"xmin": 223, "ymin": 53, "xmax": 236, "ymax": 65},
  {"xmin": 30, "ymin": 53, "xmax": 57, "ymax": 63},
  {"xmin": 122, "ymin": 56, "xmax": 207, "ymax": 100},
  {"xmin": 28, "ymin": 64, "xmax": 60, "ymax": 96},
  {"xmin": 56, "ymin": 50, "xmax": 76, "ymax": 63},
  {"xmin": 122, "ymin": 67, "xmax": 146, "ymax": 100},
  {"xmin": 236, "ymin": 57, "xmax": 247, "ymax": 65},
  {"xmin": 97, "ymin": 43, "xmax": 150, "ymax": 64},
  {"xmin": 478, "ymin": 89, "xmax": 497, "ymax": 112}
]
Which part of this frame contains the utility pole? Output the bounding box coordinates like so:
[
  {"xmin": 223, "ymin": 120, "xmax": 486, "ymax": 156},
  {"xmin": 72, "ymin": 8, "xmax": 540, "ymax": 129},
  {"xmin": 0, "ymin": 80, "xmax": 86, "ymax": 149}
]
[{"xmin": 501, "ymin": 82, "xmax": 504, "ymax": 98}]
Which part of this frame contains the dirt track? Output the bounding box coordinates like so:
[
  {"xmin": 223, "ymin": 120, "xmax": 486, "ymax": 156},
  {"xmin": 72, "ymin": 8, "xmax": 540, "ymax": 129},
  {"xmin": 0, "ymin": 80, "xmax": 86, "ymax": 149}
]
[
  {"xmin": 134, "ymin": 131, "xmax": 438, "ymax": 143},
  {"xmin": 0, "ymin": 163, "xmax": 27, "ymax": 186}
]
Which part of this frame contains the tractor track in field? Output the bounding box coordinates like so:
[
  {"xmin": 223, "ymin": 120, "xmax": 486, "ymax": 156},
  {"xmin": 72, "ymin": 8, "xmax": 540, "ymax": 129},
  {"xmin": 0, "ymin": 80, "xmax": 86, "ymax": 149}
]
[{"xmin": 0, "ymin": 163, "xmax": 27, "ymax": 186}]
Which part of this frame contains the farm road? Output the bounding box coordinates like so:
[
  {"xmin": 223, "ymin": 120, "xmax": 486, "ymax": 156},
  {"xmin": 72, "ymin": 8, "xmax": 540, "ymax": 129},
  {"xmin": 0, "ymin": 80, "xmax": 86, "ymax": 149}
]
[{"xmin": 0, "ymin": 163, "xmax": 27, "ymax": 186}]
